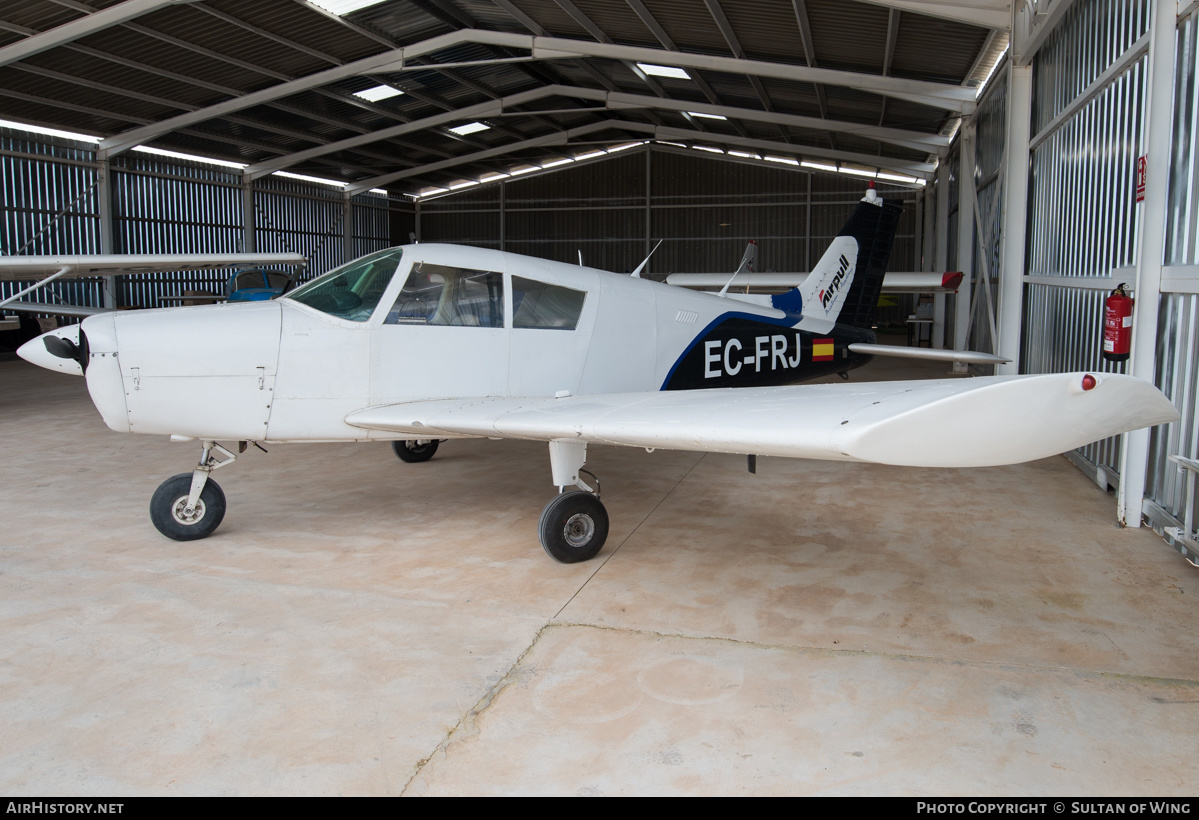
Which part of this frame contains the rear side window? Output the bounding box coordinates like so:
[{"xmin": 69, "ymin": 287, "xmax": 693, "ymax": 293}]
[
  {"xmin": 386, "ymin": 263, "xmax": 503, "ymax": 328},
  {"xmin": 512, "ymin": 276, "xmax": 586, "ymax": 330}
]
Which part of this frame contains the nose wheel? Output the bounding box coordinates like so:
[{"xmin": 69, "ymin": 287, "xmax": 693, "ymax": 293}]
[
  {"xmin": 150, "ymin": 440, "xmax": 238, "ymax": 541},
  {"xmin": 150, "ymin": 473, "xmax": 226, "ymax": 541},
  {"xmin": 538, "ymin": 490, "xmax": 609, "ymax": 563}
]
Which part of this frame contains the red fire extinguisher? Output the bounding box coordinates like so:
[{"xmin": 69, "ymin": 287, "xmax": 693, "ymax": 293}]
[{"xmin": 1103, "ymin": 283, "xmax": 1133, "ymax": 363}]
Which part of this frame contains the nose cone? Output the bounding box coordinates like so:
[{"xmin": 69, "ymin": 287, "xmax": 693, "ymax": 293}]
[{"xmin": 17, "ymin": 324, "xmax": 85, "ymax": 376}]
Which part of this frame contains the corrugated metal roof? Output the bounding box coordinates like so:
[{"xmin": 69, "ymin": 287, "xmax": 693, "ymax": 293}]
[{"xmin": 0, "ymin": 0, "xmax": 998, "ymax": 190}]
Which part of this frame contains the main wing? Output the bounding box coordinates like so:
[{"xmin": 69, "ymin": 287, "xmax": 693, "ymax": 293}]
[
  {"xmin": 345, "ymin": 372, "xmax": 1177, "ymax": 468},
  {"xmin": 0, "ymin": 253, "xmax": 307, "ymax": 280}
]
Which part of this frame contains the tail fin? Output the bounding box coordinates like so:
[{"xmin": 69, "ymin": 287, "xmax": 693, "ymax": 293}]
[{"xmin": 772, "ymin": 186, "xmax": 903, "ymax": 329}]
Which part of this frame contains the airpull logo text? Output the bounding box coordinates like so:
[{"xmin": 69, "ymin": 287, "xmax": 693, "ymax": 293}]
[
  {"xmin": 819, "ymin": 254, "xmax": 851, "ymax": 311},
  {"xmin": 703, "ymin": 334, "xmax": 806, "ymax": 378}
]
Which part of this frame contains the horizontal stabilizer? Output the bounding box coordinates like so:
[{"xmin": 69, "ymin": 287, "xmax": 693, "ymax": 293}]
[
  {"xmin": 667, "ymin": 271, "xmax": 962, "ymax": 294},
  {"xmin": 346, "ymin": 373, "xmax": 1177, "ymax": 468},
  {"xmin": 847, "ymin": 343, "xmax": 1009, "ymax": 365}
]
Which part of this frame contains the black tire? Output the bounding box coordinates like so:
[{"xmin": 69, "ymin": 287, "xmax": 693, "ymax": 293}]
[
  {"xmin": 150, "ymin": 473, "xmax": 227, "ymax": 541},
  {"xmin": 538, "ymin": 491, "xmax": 609, "ymax": 563},
  {"xmin": 392, "ymin": 439, "xmax": 439, "ymax": 463}
]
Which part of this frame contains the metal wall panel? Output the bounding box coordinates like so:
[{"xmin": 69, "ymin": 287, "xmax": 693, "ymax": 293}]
[
  {"xmin": 419, "ymin": 147, "xmax": 919, "ymax": 287},
  {"xmin": 351, "ymin": 193, "xmax": 399, "ymax": 259},
  {"xmin": 254, "ymin": 177, "xmax": 348, "ymax": 286},
  {"xmin": 1148, "ymin": 292, "xmax": 1199, "ymax": 522},
  {"xmin": 2, "ymin": 131, "xmax": 399, "ymax": 313},
  {"xmin": 1028, "ymin": 58, "xmax": 1146, "ymax": 280},
  {"xmin": 0, "ymin": 128, "xmax": 103, "ymax": 311},
  {"xmin": 113, "ymin": 154, "xmax": 244, "ymax": 306},
  {"xmin": 1031, "ymin": 0, "xmax": 1151, "ymax": 134},
  {"xmin": 1166, "ymin": 8, "xmax": 1199, "ymax": 265}
]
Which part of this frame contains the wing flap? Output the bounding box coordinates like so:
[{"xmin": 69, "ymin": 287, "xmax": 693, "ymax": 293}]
[{"xmin": 345, "ymin": 373, "xmax": 1177, "ymax": 468}]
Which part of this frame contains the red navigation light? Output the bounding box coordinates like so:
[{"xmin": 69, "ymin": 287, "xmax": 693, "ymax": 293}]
[{"xmin": 1082, "ymin": 374, "xmax": 1097, "ymax": 391}]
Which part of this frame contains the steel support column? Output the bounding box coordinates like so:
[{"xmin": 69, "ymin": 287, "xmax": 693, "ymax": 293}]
[
  {"xmin": 996, "ymin": 63, "xmax": 1032, "ymax": 375},
  {"xmin": 97, "ymin": 158, "xmax": 116, "ymax": 308},
  {"xmin": 343, "ymin": 192, "xmax": 353, "ymax": 263},
  {"xmin": 954, "ymin": 123, "xmax": 977, "ymax": 369},
  {"xmin": 933, "ymin": 159, "xmax": 950, "ymax": 348},
  {"xmin": 1118, "ymin": 0, "xmax": 1178, "ymax": 527},
  {"xmin": 644, "ymin": 148, "xmax": 652, "ymax": 263},
  {"xmin": 912, "ymin": 190, "xmax": 924, "ymax": 283},
  {"xmin": 241, "ymin": 177, "xmax": 255, "ymax": 254},
  {"xmin": 922, "ymin": 180, "xmax": 935, "ymax": 274}
]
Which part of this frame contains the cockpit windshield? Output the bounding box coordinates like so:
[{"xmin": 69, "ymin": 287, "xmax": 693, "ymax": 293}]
[{"xmin": 285, "ymin": 247, "xmax": 404, "ymax": 322}]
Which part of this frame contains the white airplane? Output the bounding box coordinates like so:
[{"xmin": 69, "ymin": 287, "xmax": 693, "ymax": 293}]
[{"xmin": 17, "ymin": 187, "xmax": 1179, "ymax": 562}]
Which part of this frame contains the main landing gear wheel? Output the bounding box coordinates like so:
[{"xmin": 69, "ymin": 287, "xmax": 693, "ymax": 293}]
[
  {"xmin": 538, "ymin": 491, "xmax": 609, "ymax": 564},
  {"xmin": 392, "ymin": 439, "xmax": 439, "ymax": 463},
  {"xmin": 150, "ymin": 473, "xmax": 226, "ymax": 541}
]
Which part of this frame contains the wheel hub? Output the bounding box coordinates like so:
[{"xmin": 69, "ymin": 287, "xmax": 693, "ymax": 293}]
[
  {"xmin": 563, "ymin": 512, "xmax": 595, "ymax": 547},
  {"xmin": 171, "ymin": 495, "xmax": 206, "ymax": 526}
]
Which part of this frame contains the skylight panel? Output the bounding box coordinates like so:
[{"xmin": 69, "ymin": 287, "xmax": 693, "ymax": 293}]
[
  {"xmin": 133, "ymin": 145, "xmax": 246, "ymax": 169},
  {"xmin": 272, "ymin": 170, "xmax": 346, "ymax": 188},
  {"xmin": 309, "ymin": 0, "xmax": 387, "ymax": 15},
  {"xmin": 354, "ymin": 85, "xmax": 403, "ymax": 102},
  {"xmin": 449, "ymin": 122, "xmax": 490, "ymax": 136},
  {"xmin": 636, "ymin": 63, "xmax": 690, "ymax": 80},
  {"xmin": 0, "ymin": 118, "xmax": 98, "ymax": 143}
]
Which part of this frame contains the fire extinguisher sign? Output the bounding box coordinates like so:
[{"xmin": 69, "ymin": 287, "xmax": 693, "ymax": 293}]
[{"xmin": 1136, "ymin": 155, "xmax": 1148, "ymax": 202}]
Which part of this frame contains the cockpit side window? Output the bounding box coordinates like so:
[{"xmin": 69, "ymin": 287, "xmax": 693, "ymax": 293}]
[
  {"xmin": 286, "ymin": 247, "xmax": 403, "ymax": 322},
  {"xmin": 385, "ymin": 263, "xmax": 503, "ymax": 328},
  {"xmin": 512, "ymin": 276, "xmax": 586, "ymax": 330}
]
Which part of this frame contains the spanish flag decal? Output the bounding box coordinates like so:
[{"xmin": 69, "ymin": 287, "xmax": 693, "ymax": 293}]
[{"xmin": 812, "ymin": 338, "xmax": 835, "ymax": 361}]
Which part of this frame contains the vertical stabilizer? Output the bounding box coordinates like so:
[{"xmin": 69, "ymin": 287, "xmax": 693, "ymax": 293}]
[{"xmin": 772, "ymin": 185, "xmax": 903, "ymax": 329}]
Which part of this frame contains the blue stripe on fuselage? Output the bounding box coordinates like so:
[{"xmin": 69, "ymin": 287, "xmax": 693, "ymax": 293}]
[{"xmin": 771, "ymin": 290, "xmax": 803, "ymax": 314}]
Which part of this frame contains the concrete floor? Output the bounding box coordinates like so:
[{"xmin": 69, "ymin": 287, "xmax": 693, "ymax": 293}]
[{"xmin": 2, "ymin": 356, "xmax": 1198, "ymax": 796}]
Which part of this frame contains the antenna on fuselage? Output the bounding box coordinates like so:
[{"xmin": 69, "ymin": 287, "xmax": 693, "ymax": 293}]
[
  {"xmin": 578, "ymin": 250, "xmax": 583, "ymax": 266},
  {"xmin": 630, "ymin": 239, "xmax": 663, "ymax": 278},
  {"xmin": 717, "ymin": 239, "xmax": 758, "ymax": 297}
]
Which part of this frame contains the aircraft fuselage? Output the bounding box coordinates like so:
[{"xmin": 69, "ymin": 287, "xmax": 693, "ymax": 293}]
[{"xmin": 32, "ymin": 242, "xmax": 876, "ymax": 443}]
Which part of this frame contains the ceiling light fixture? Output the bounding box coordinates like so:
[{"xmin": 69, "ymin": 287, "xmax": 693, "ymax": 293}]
[
  {"xmin": 636, "ymin": 63, "xmax": 690, "ymax": 80},
  {"xmin": 449, "ymin": 122, "xmax": 490, "ymax": 136},
  {"xmin": 354, "ymin": 85, "xmax": 403, "ymax": 102}
]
